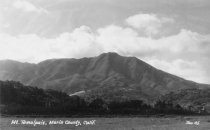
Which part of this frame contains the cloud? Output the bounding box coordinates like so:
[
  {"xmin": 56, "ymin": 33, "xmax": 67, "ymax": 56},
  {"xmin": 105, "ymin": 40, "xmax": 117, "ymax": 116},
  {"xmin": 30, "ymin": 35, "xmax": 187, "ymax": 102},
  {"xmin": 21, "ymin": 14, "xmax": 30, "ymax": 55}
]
[
  {"xmin": 96, "ymin": 25, "xmax": 210, "ymax": 59},
  {"xmin": 13, "ymin": 0, "xmax": 48, "ymax": 14},
  {"xmin": 0, "ymin": 25, "xmax": 101, "ymax": 63},
  {"xmin": 0, "ymin": 13, "xmax": 209, "ymax": 83},
  {"xmin": 126, "ymin": 13, "xmax": 174, "ymax": 36}
]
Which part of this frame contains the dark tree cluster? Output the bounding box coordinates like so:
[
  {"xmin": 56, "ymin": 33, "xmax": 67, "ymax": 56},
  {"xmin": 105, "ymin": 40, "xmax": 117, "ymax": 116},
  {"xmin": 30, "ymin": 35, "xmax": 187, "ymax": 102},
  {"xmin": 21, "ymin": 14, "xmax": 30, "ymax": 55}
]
[{"xmin": 0, "ymin": 80, "xmax": 195, "ymax": 116}]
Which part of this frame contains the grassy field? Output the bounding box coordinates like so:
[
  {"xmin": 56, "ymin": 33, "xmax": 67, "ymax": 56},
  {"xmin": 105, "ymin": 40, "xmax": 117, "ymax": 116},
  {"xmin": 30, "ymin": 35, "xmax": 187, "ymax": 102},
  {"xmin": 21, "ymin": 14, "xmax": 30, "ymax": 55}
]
[{"xmin": 1, "ymin": 116, "xmax": 210, "ymax": 130}]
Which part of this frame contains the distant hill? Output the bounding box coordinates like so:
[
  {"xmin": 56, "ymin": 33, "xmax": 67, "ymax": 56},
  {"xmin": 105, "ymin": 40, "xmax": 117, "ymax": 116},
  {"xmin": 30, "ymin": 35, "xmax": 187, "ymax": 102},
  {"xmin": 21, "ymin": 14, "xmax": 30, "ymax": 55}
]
[{"xmin": 0, "ymin": 52, "xmax": 209, "ymax": 104}]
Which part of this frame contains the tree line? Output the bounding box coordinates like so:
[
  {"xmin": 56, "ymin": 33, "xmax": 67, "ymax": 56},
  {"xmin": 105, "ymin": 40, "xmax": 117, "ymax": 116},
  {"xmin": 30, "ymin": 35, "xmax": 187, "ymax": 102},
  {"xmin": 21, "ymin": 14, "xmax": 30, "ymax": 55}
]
[{"xmin": 0, "ymin": 80, "xmax": 196, "ymax": 116}]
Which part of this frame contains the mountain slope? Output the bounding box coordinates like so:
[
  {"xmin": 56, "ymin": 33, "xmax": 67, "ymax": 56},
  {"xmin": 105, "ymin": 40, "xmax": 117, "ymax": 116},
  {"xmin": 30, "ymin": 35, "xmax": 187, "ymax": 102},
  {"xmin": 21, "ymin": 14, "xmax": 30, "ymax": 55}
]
[
  {"xmin": 0, "ymin": 52, "xmax": 209, "ymax": 103},
  {"xmin": 160, "ymin": 88, "xmax": 210, "ymax": 113}
]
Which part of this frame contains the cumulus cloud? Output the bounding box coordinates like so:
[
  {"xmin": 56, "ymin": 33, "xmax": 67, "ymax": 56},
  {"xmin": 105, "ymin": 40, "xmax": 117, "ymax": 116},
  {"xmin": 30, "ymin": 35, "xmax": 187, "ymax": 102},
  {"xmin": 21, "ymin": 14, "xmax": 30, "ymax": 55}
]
[
  {"xmin": 0, "ymin": 26, "xmax": 101, "ymax": 62},
  {"xmin": 0, "ymin": 13, "xmax": 209, "ymax": 83},
  {"xmin": 13, "ymin": 0, "xmax": 48, "ymax": 14},
  {"xmin": 126, "ymin": 13, "xmax": 174, "ymax": 36},
  {"xmin": 97, "ymin": 25, "xmax": 210, "ymax": 60}
]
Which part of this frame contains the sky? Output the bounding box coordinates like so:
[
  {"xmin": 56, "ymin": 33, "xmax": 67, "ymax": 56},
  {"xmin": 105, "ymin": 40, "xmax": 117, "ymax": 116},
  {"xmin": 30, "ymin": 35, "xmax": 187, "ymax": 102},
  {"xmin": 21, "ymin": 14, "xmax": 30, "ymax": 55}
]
[{"xmin": 0, "ymin": 0, "xmax": 210, "ymax": 84}]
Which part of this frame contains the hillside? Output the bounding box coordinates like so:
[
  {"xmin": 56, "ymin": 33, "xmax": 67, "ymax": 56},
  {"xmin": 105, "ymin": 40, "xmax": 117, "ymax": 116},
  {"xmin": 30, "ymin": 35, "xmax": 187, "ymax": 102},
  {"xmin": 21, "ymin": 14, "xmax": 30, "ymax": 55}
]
[
  {"xmin": 0, "ymin": 80, "xmax": 195, "ymax": 115},
  {"xmin": 160, "ymin": 88, "xmax": 210, "ymax": 113}
]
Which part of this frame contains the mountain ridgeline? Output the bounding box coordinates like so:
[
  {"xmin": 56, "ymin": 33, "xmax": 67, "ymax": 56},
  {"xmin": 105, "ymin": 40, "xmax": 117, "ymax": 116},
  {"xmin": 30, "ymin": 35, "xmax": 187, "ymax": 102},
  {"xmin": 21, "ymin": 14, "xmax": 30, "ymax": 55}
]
[{"xmin": 0, "ymin": 52, "xmax": 210, "ymax": 112}]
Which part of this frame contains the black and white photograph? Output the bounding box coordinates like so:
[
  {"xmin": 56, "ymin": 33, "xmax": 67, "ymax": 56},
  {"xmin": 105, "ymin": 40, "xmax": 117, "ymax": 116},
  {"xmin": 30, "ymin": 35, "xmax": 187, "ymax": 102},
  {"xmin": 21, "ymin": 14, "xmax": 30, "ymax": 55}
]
[{"xmin": 0, "ymin": 0, "xmax": 210, "ymax": 130}]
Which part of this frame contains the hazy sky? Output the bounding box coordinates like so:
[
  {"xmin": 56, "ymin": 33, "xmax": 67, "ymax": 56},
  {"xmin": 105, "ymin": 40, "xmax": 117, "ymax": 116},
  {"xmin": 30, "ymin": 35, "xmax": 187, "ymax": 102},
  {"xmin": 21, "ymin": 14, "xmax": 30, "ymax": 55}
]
[{"xmin": 0, "ymin": 0, "xmax": 210, "ymax": 84}]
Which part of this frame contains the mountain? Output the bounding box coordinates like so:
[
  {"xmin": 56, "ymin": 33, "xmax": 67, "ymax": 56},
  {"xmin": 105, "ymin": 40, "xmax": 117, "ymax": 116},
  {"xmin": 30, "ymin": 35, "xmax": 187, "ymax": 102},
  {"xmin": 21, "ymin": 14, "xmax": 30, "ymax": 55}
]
[{"xmin": 0, "ymin": 52, "xmax": 209, "ymax": 103}]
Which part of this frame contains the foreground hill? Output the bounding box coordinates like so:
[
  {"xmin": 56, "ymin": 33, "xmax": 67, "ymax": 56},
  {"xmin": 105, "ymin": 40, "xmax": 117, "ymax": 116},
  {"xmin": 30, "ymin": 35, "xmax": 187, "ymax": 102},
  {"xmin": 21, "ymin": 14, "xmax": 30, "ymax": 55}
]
[
  {"xmin": 160, "ymin": 88, "xmax": 210, "ymax": 113},
  {"xmin": 0, "ymin": 80, "xmax": 196, "ymax": 115},
  {"xmin": 0, "ymin": 52, "xmax": 209, "ymax": 103}
]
